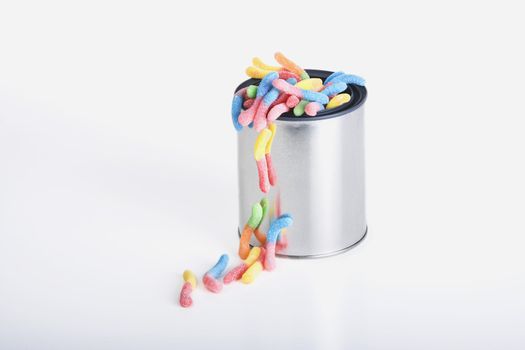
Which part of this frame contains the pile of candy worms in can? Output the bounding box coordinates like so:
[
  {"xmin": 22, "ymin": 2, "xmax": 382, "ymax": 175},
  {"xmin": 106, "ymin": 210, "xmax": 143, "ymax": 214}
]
[{"xmin": 179, "ymin": 53, "xmax": 366, "ymax": 307}]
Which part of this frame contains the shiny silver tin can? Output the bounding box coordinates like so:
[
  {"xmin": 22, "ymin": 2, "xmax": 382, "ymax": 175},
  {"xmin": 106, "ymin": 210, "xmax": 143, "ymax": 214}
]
[{"xmin": 237, "ymin": 69, "xmax": 367, "ymax": 258}]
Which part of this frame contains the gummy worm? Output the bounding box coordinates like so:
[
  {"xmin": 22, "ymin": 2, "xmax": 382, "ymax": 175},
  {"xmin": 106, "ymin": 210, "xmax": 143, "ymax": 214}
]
[
  {"xmin": 328, "ymin": 73, "xmax": 366, "ymax": 86},
  {"xmin": 239, "ymin": 202, "xmax": 263, "ymax": 259},
  {"xmin": 295, "ymin": 78, "xmax": 323, "ymax": 91},
  {"xmin": 238, "ymin": 72, "xmax": 279, "ymax": 126},
  {"xmin": 264, "ymin": 214, "xmax": 293, "ymax": 271},
  {"xmin": 203, "ymin": 254, "xmax": 229, "ymax": 293},
  {"xmin": 293, "ymin": 100, "xmax": 309, "ymax": 116},
  {"xmin": 252, "ymin": 57, "xmax": 281, "ymax": 71},
  {"xmin": 224, "ymin": 247, "xmax": 262, "ymax": 284},
  {"xmin": 274, "ymin": 52, "xmax": 309, "ymax": 80},
  {"xmin": 272, "ymin": 79, "xmax": 329, "ymax": 104},
  {"xmin": 254, "ymin": 78, "xmax": 296, "ymax": 132},
  {"xmin": 243, "ymin": 98, "xmax": 254, "ymax": 109},
  {"xmin": 254, "ymin": 197, "xmax": 268, "ymax": 244},
  {"xmin": 321, "ymin": 82, "xmax": 347, "ymax": 97},
  {"xmin": 326, "ymin": 93, "xmax": 351, "ymax": 109},
  {"xmin": 267, "ymin": 103, "xmax": 289, "ymax": 122},
  {"xmin": 254, "ymin": 128, "xmax": 273, "ymax": 193},
  {"xmin": 304, "ymin": 102, "xmax": 325, "ymax": 117},
  {"xmin": 286, "ymin": 95, "xmax": 300, "ymax": 108},
  {"xmin": 231, "ymin": 87, "xmax": 247, "ymax": 132},
  {"xmin": 241, "ymin": 247, "xmax": 266, "ymax": 284},
  {"xmin": 324, "ymin": 71, "xmax": 344, "ymax": 84},
  {"xmin": 179, "ymin": 270, "xmax": 197, "ymax": 308},
  {"xmin": 265, "ymin": 123, "xmax": 277, "ymax": 186}
]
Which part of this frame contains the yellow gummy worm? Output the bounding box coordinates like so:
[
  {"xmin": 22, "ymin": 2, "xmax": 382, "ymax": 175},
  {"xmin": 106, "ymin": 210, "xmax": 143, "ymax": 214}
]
[
  {"xmin": 265, "ymin": 123, "xmax": 276, "ymax": 155},
  {"xmin": 295, "ymin": 78, "xmax": 323, "ymax": 91},
  {"xmin": 183, "ymin": 270, "xmax": 197, "ymax": 288},
  {"xmin": 244, "ymin": 247, "xmax": 262, "ymax": 266},
  {"xmin": 326, "ymin": 93, "xmax": 351, "ymax": 109},
  {"xmin": 246, "ymin": 66, "xmax": 273, "ymax": 79},
  {"xmin": 252, "ymin": 57, "xmax": 281, "ymax": 71},
  {"xmin": 241, "ymin": 261, "xmax": 263, "ymax": 284},
  {"xmin": 254, "ymin": 128, "xmax": 273, "ymax": 161}
]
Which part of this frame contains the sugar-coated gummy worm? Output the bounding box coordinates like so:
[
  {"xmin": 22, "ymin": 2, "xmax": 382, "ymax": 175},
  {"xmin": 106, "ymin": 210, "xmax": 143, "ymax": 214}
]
[
  {"xmin": 179, "ymin": 270, "xmax": 197, "ymax": 308},
  {"xmin": 326, "ymin": 93, "xmax": 351, "ymax": 109},
  {"xmin": 239, "ymin": 202, "xmax": 263, "ymax": 259},
  {"xmin": 247, "ymin": 85, "xmax": 258, "ymax": 99},
  {"xmin": 246, "ymin": 66, "xmax": 273, "ymax": 79},
  {"xmin": 243, "ymin": 98, "xmax": 254, "ymax": 109},
  {"xmin": 254, "ymin": 87, "xmax": 280, "ymax": 132},
  {"xmin": 274, "ymin": 52, "xmax": 309, "ymax": 80},
  {"xmin": 293, "ymin": 100, "xmax": 309, "ymax": 116},
  {"xmin": 278, "ymin": 70, "xmax": 301, "ymax": 82},
  {"xmin": 295, "ymin": 78, "xmax": 323, "ymax": 91},
  {"xmin": 238, "ymin": 72, "xmax": 279, "ymax": 126},
  {"xmin": 321, "ymin": 82, "xmax": 347, "ymax": 97},
  {"xmin": 305, "ymin": 102, "xmax": 325, "ymax": 117},
  {"xmin": 241, "ymin": 261, "xmax": 263, "ymax": 284},
  {"xmin": 224, "ymin": 247, "xmax": 262, "ymax": 284},
  {"xmin": 265, "ymin": 123, "xmax": 277, "ymax": 186},
  {"xmin": 254, "ymin": 128, "xmax": 273, "ymax": 193},
  {"xmin": 274, "ymin": 192, "xmax": 288, "ymax": 251},
  {"xmin": 272, "ymin": 79, "xmax": 329, "ymax": 104},
  {"xmin": 267, "ymin": 103, "xmax": 289, "ymax": 122},
  {"xmin": 286, "ymin": 95, "xmax": 300, "ymax": 108},
  {"xmin": 254, "ymin": 198, "xmax": 268, "ymax": 244},
  {"xmin": 328, "ymin": 74, "xmax": 366, "ymax": 86},
  {"xmin": 264, "ymin": 214, "xmax": 293, "ymax": 271},
  {"xmin": 252, "ymin": 57, "xmax": 281, "ymax": 71},
  {"xmin": 231, "ymin": 87, "xmax": 248, "ymax": 132},
  {"xmin": 203, "ymin": 254, "xmax": 229, "ymax": 293},
  {"xmin": 269, "ymin": 78, "xmax": 296, "ymax": 110},
  {"xmin": 324, "ymin": 71, "xmax": 344, "ymax": 84}
]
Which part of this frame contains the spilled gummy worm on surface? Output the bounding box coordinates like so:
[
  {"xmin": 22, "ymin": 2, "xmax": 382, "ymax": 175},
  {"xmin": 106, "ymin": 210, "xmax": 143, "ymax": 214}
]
[
  {"xmin": 241, "ymin": 247, "xmax": 266, "ymax": 284},
  {"xmin": 239, "ymin": 202, "xmax": 263, "ymax": 259},
  {"xmin": 238, "ymin": 72, "xmax": 279, "ymax": 126},
  {"xmin": 252, "ymin": 57, "xmax": 281, "ymax": 71},
  {"xmin": 305, "ymin": 102, "xmax": 325, "ymax": 117},
  {"xmin": 264, "ymin": 214, "xmax": 293, "ymax": 271},
  {"xmin": 272, "ymin": 79, "xmax": 329, "ymax": 104},
  {"xmin": 179, "ymin": 270, "xmax": 197, "ymax": 308},
  {"xmin": 254, "ymin": 128, "xmax": 273, "ymax": 193},
  {"xmin": 328, "ymin": 73, "xmax": 366, "ymax": 86},
  {"xmin": 203, "ymin": 254, "xmax": 229, "ymax": 293},
  {"xmin": 265, "ymin": 123, "xmax": 277, "ymax": 186},
  {"xmin": 254, "ymin": 197, "xmax": 268, "ymax": 244},
  {"xmin": 274, "ymin": 52, "xmax": 309, "ymax": 80},
  {"xmin": 224, "ymin": 247, "xmax": 262, "ymax": 284},
  {"xmin": 326, "ymin": 93, "xmax": 351, "ymax": 109}
]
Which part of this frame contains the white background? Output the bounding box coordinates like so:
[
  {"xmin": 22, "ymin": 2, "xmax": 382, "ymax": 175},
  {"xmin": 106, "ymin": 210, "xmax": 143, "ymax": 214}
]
[{"xmin": 1, "ymin": 1, "xmax": 524, "ymax": 349}]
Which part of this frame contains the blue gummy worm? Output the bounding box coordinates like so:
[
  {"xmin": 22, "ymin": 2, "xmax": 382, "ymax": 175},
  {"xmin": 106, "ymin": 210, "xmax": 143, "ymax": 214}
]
[
  {"xmin": 263, "ymin": 87, "xmax": 280, "ymax": 106},
  {"xmin": 257, "ymin": 72, "xmax": 279, "ymax": 97},
  {"xmin": 324, "ymin": 71, "xmax": 344, "ymax": 84},
  {"xmin": 231, "ymin": 95, "xmax": 243, "ymax": 131},
  {"xmin": 322, "ymin": 82, "xmax": 347, "ymax": 96},
  {"xmin": 302, "ymin": 90, "xmax": 329, "ymax": 104},
  {"xmin": 266, "ymin": 214, "xmax": 293, "ymax": 244},
  {"xmin": 207, "ymin": 254, "xmax": 229, "ymax": 278},
  {"xmin": 286, "ymin": 78, "xmax": 297, "ymax": 85},
  {"xmin": 331, "ymin": 74, "xmax": 366, "ymax": 86}
]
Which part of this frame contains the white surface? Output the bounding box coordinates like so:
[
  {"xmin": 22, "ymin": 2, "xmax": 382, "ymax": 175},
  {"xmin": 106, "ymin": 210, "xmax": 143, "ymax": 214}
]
[{"xmin": 1, "ymin": 1, "xmax": 525, "ymax": 349}]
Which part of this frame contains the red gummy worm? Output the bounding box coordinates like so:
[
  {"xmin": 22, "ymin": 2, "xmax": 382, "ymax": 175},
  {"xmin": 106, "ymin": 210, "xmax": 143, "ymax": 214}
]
[
  {"xmin": 223, "ymin": 264, "xmax": 249, "ymax": 284},
  {"xmin": 266, "ymin": 153, "xmax": 277, "ymax": 186},
  {"xmin": 256, "ymin": 159, "xmax": 269, "ymax": 193},
  {"xmin": 243, "ymin": 98, "xmax": 254, "ymax": 109},
  {"xmin": 203, "ymin": 274, "xmax": 223, "ymax": 293},
  {"xmin": 179, "ymin": 282, "xmax": 193, "ymax": 307}
]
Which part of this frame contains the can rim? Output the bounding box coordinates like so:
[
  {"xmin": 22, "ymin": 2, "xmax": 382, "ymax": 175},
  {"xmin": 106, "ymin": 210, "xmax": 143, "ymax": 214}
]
[{"xmin": 234, "ymin": 69, "xmax": 367, "ymax": 122}]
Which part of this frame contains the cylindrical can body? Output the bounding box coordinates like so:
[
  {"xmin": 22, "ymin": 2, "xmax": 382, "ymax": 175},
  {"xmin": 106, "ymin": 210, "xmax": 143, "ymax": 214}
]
[{"xmin": 237, "ymin": 70, "xmax": 367, "ymax": 258}]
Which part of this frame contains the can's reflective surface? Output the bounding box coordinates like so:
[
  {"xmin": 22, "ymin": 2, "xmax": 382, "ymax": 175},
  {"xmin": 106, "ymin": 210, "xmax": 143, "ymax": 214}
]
[{"xmin": 237, "ymin": 70, "xmax": 367, "ymax": 258}]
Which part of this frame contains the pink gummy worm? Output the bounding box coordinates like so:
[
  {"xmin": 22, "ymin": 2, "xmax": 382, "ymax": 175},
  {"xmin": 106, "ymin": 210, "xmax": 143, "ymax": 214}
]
[
  {"xmin": 269, "ymin": 93, "xmax": 289, "ymax": 110},
  {"xmin": 253, "ymin": 103, "xmax": 270, "ymax": 132},
  {"xmin": 319, "ymin": 82, "xmax": 337, "ymax": 97},
  {"xmin": 179, "ymin": 282, "xmax": 193, "ymax": 307},
  {"xmin": 256, "ymin": 159, "xmax": 270, "ymax": 193},
  {"xmin": 278, "ymin": 70, "xmax": 301, "ymax": 81},
  {"xmin": 305, "ymin": 102, "xmax": 323, "ymax": 116},
  {"xmin": 203, "ymin": 273, "xmax": 223, "ymax": 293},
  {"xmin": 286, "ymin": 95, "xmax": 300, "ymax": 108},
  {"xmin": 238, "ymin": 97, "xmax": 262, "ymax": 126},
  {"xmin": 266, "ymin": 153, "xmax": 277, "ymax": 186},
  {"xmin": 267, "ymin": 103, "xmax": 290, "ymax": 123},
  {"xmin": 223, "ymin": 264, "xmax": 249, "ymax": 284},
  {"xmin": 263, "ymin": 243, "xmax": 276, "ymax": 271},
  {"xmin": 243, "ymin": 98, "xmax": 254, "ymax": 109},
  {"xmin": 272, "ymin": 79, "xmax": 303, "ymax": 99}
]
